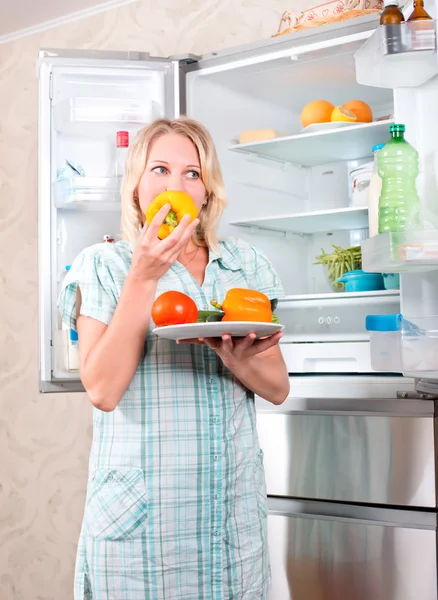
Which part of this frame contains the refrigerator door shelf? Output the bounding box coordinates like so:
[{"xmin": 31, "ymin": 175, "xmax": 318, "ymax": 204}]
[
  {"xmin": 355, "ymin": 20, "xmax": 437, "ymax": 89},
  {"xmin": 53, "ymin": 177, "xmax": 121, "ymax": 211},
  {"xmin": 53, "ymin": 97, "xmax": 160, "ymax": 136},
  {"xmin": 362, "ymin": 230, "xmax": 438, "ymax": 273},
  {"xmin": 402, "ymin": 315, "xmax": 438, "ymax": 379}
]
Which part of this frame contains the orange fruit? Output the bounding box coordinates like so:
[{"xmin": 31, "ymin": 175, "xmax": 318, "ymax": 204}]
[
  {"xmin": 343, "ymin": 100, "xmax": 373, "ymax": 123},
  {"xmin": 331, "ymin": 106, "xmax": 357, "ymax": 123},
  {"xmin": 300, "ymin": 100, "xmax": 335, "ymax": 128}
]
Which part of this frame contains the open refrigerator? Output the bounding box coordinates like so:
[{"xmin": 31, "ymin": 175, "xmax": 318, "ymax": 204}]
[{"xmin": 38, "ymin": 10, "xmax": 438, "ymax": 599}]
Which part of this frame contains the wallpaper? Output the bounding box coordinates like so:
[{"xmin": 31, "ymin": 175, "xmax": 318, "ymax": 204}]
[{"xmin": 0, "ymin": 0, "xmax": 326, "ymax": 598}]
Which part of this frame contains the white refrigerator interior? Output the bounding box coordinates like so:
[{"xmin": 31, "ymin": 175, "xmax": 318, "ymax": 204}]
[{"xmin": 38, "ymin": 16, "xmax": 423, "ymax": 391}]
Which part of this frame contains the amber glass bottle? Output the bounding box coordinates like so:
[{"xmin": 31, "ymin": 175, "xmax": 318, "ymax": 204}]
[
  {"xmin": 380, "ymin": 0, "xmax": 405, "ymax": 24},
  {"xmin": 407, "ymin": 0, "xmax": 432, "ymax": 21}
]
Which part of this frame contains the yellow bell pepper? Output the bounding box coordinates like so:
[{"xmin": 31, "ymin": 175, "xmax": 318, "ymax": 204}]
[
  {"xmin": 145, "ymin": 190, "xmax": 199, "ymax": 240},
  {"xmin": 211, "ymin": 288, "xmax": 273, "ymax": 323}
]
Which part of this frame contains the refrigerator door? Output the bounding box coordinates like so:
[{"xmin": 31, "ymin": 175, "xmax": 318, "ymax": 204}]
[
  {"xmin": 354, "ymin": 25, "xmax": 438, "ymax": 384},
  {"xmin": 256, "ymin": 379, "xmax": 437, "ymax": 507},
  {"xmin": 38, "ymin": 50, "xmax": 181, "ymax": 392},
  {"xmin": 267, "ymin": 497, "xmax": 437, "ymax": 600}
]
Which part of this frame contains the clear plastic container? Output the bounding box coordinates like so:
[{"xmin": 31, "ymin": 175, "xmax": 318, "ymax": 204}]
[
  {"xmin": 350, "ymin": 163, "xmax": 373, "ymax": 208},
  {"xmin": 355, "ymin": 21, "xmax": 437, "ymax": 88},
  {"xmin": 401, "ymin": 315, "xmax": 438, "ymax": 377},
  {"xmin": 366, "ymin": 313, "xmax": 403, "ymax": 372}
]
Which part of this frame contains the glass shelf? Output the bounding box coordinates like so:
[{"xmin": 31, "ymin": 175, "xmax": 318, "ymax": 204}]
[
  {"xmin": 355, "ymin": 21, "xmax": 437, "ymax": 89},
  {"xmin": 361, "ymin": 230, "xmax": 438, "ymax": 273},
  {"xmin": 228, "ymin": 121, "xmax": 393, "ymax": 167},
  {"xmin": 53, "ymin": 177, "xmax": 121, "ymax": 211}
]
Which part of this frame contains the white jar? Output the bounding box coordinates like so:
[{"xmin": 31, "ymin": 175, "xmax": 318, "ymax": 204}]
[{"xmin": 350, "ymin": 163, "xmax": 373, "ymax": 207}]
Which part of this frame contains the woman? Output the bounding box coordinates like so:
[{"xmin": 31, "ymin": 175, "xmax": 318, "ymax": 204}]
[{"xmin": 59, "ymin": 117, "xmax": 290, "ymax": 600}]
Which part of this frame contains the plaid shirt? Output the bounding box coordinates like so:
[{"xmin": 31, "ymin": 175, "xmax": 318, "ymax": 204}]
[{"xmin": 58, "ymin": 237, "xmax": 284, "ymax": 600}]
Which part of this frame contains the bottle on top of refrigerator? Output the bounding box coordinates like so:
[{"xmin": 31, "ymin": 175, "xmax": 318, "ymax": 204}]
[
  {"xmin": 378, "ymin": 124, "xmax": 421, "ymax": 233},
  {"xmin": 115, "ymin": 131, "xmax": 129, "ymax": 178},
  {"xmin": 368, "ymin": 144, "xmax": 385, "ymax": 237},
  {"xmin": 407, "ymin": 0, "xmax": 432, "ymax": 21},
  {"xmin": 380, "ymin": 0, "xmax": 405, "ymax": 24}
]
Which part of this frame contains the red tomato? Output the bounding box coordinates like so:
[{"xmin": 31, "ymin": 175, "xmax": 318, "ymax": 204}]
[{"xmin": 152, "ymin": 291, "xmax": 198, "ymax": 327}]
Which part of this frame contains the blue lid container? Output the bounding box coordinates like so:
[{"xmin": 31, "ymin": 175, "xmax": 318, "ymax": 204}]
[
  {"xmin": 69, "ymin": 328, "xmax": 79, "ymax": 342},
  {"xmin": 372, "ymin": 143, "xmax": 385, "ymax": 153},
  {"xmin": 366, "ymin": 314, "xmax": 402, "ymax": 332},
  {"xmin": 337, "ymin": 270, "xmax": 385, "ymax": 293}
]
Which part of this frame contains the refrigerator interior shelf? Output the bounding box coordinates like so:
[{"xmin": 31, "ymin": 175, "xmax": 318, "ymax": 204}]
[
  {"xmin": 228, "ymin": 120, "xmax": 393, "ymax": 167},
  {"xmin": 230, "ymin": 206, "xmax": 368, "ymax": 235},
  {"xmin": 362, "ymin": 230, "xmax": 438, "ymax": 273},
  {"xmin": 53, "ymin": 97, "xmax": 158, "ymax": 135},
  {"xmin": 355, "ymin": 21, "xmax": 437, "ymax": 89},
  {"xmin": 280, "ymin": 289, "xmax": 400, "ymax": 303},
  {"xmin": 53, "ymin": 177, "xmax": 121, "ymax": 211}
]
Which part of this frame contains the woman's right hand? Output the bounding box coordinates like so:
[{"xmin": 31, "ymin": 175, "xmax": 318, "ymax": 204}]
[{"xmin": 130, "ymin": 203, "xmax": 200, "ymax": 283}]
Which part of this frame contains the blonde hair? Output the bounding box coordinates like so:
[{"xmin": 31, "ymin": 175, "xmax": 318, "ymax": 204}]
[{"xmin": 120, "ymin": 117, "xmax": 227, "ymax": 252}]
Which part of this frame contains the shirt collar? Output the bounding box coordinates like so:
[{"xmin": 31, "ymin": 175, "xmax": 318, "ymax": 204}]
[{"xmin": 209, "ymin": 241, "xmax": 242, "ymax": 271}]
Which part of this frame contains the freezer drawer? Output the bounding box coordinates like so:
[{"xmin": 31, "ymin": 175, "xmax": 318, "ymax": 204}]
[
  {"xmin": 267, "ymin": 497, "xmax": 438, "ymax": 600},
  {"xmin": 256, "ymin": 393, "xmax": 437, "ymax": 507}
]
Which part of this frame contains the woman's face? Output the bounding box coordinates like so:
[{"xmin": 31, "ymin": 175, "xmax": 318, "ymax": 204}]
[{"xmin": 137, "ymin": 133, "xmax": 207, "ymax": 217}]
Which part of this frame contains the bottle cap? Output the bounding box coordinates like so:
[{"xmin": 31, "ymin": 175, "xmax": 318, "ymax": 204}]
[
  {"xmin": 389, "ymin": 123, "xmax": 406, "ymax": 133},
  {"xmin": 116, "ymin": 131, "xmax": 129, "ymax": 147}
]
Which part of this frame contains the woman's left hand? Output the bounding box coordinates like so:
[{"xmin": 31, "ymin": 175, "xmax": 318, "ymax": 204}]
[{"xmin": 177, "ymin": 331, "xmax": 283, "ymax": 368}]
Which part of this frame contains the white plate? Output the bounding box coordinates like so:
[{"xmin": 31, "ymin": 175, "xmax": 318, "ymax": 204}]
[
  {"xmin": 153, "ymin": 321, "xmax": 284, "ymax": 341},
  {"xmin": 301, "ymin": 121, "xmax": 365, "ymax": 133}
]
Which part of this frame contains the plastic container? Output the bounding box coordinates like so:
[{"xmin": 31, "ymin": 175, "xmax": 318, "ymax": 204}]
[
  {"xmin": 401, "ymin": 315, "xmax": 438, "ymax": 377},
  {"xmin": 350, "ymin": 163, "xmax": 373, "ymax": 207},
  {"xmin": 67, "ymin": 328, "xmax": 80, "ymax": 371},
  {"xmin": 382, "ymin": 272, "xmax": 400, "ymax": 289},
  {"xmin": 337, "ymin": 270, "xmax": 385, "ymax": 292},
  {"xmin": 368, "ymin": 144, "xmax": 385, "ymax": 237},
  {"xmin": 366, "ymin": 313, "xmax": 403, "ymax": 372},
  {"xmin": 115, "ymin": 131, "xmax": 129, "ymax": 178},
  {"xmin": 378, "ymin": 123, "xmax": 421, "ymax": 233}
]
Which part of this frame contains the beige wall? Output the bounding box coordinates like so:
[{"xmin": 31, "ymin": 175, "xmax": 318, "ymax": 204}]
[{"xmin": 0, "ymin": 1, "xmax": 307, "ymax": 598}]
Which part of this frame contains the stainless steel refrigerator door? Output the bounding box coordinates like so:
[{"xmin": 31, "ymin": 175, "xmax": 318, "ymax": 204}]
[
  {"xmin": 256, "ymin": 388, "xmax": 437, "ymax": 507},
  {"xmin": 267, "ymin": 497, "xmax": 437, "ymax": 600}
]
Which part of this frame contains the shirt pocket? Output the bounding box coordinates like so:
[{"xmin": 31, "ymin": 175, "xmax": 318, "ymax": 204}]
[
  {"xmin": 253, "ymin": 449, "xmax": 268, "ymax": 519},
  {"xmin": 84, "ymin": 468, "xmax": 148, "ymax": 541}
]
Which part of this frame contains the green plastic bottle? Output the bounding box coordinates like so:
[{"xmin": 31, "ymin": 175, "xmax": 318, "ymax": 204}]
[{"xmin": 378, "ymin": 124, "xmax": 421, "ymax": 233}]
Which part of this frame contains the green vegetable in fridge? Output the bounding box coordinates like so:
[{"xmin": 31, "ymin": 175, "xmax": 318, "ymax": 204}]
[{"xmin": 314, "ymin": 245, "xmax": 362, "ymax": 292}]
